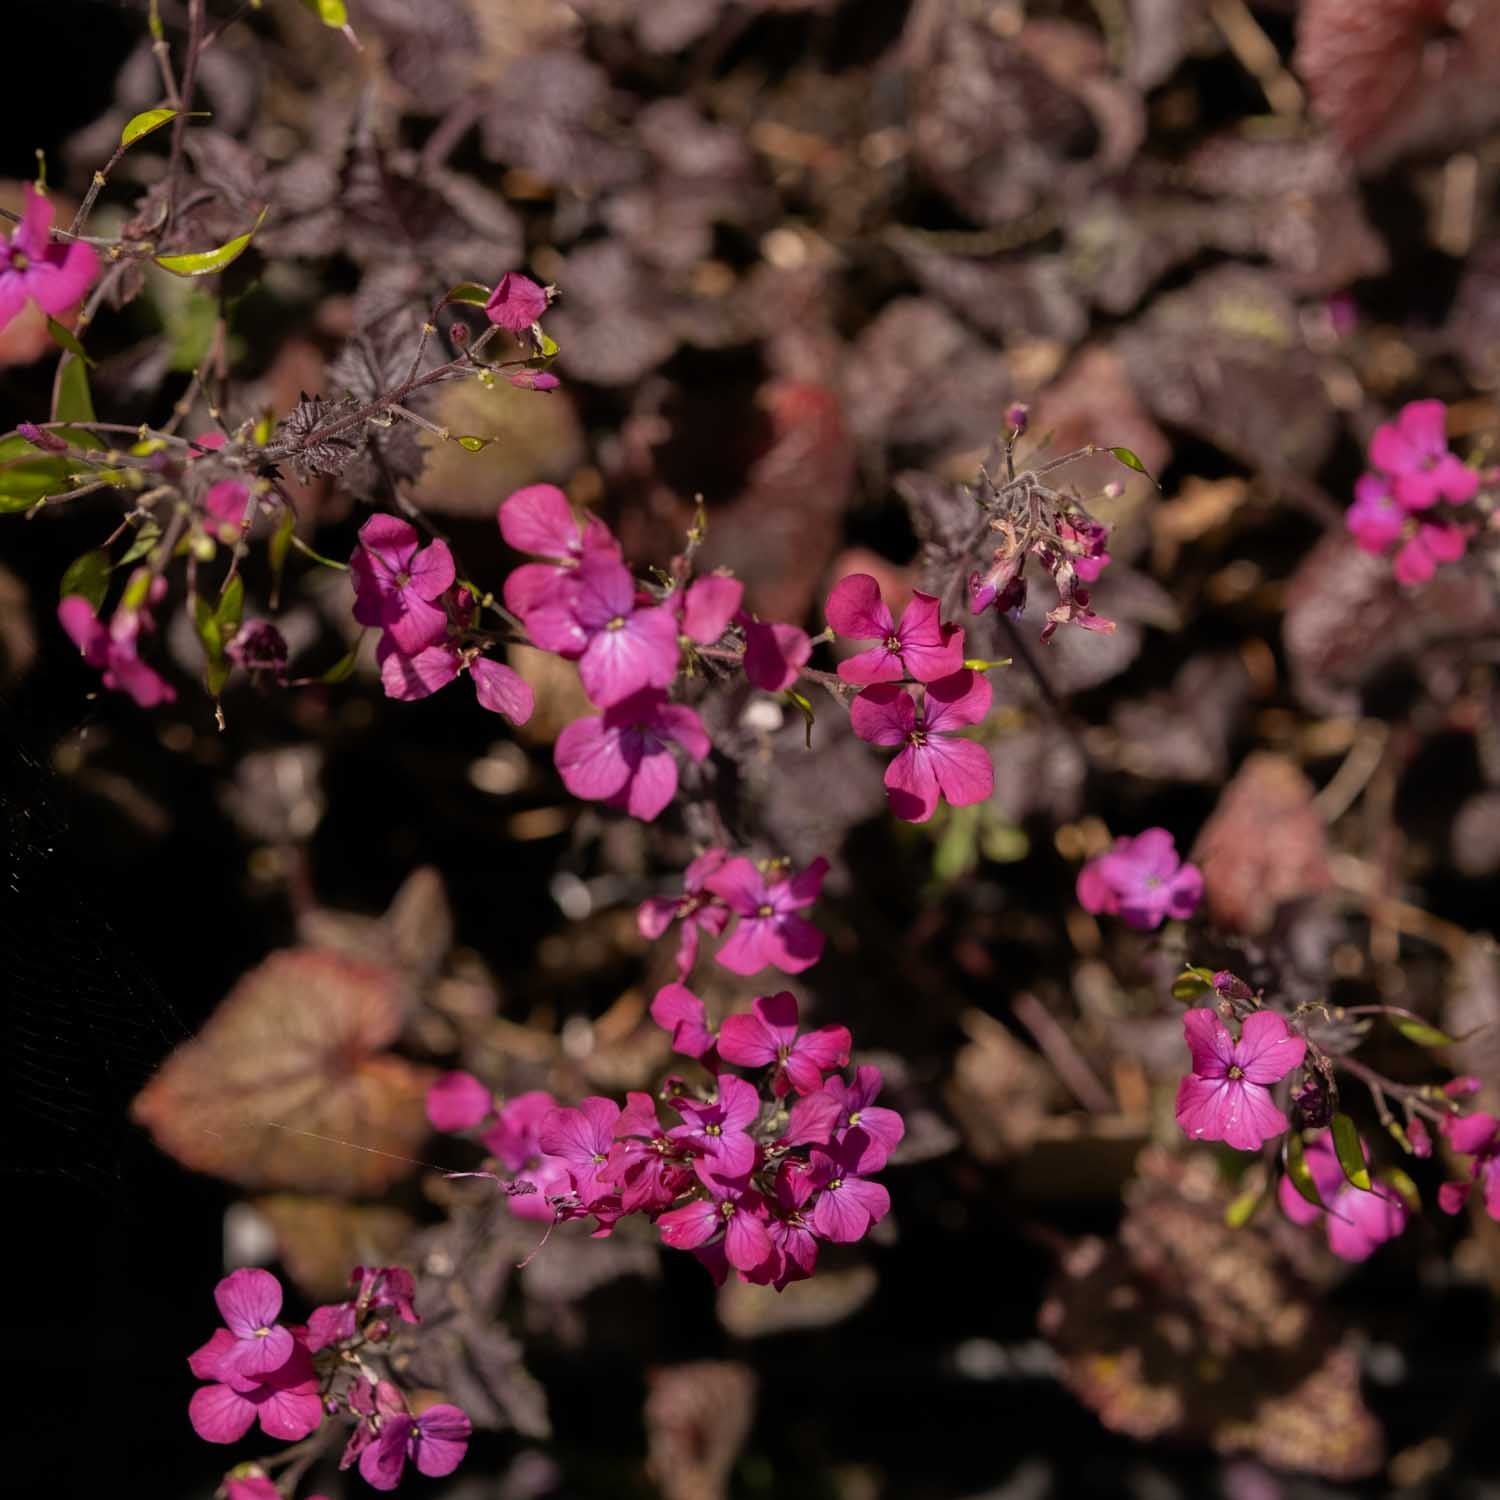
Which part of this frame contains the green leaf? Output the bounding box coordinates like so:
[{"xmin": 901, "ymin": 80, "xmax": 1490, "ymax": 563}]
[
  {"xmin": 1386, "ymin": 1118, "xmax": 1412, "ymax": 1153},
  {"xmin": 784, "ymin": 689, "xmax": 815, "ymax": 749},
  {"xmin": 978, "ymin": 816, "xmax": 1029, "ymax": 864},
  {"xmin": 45, "ymin": 316, "xmax": 94, "ymax": 367},
  {"xmin": 54, "ymin": 357, "xmax": 96, "ymax": 425},
  {"xmin": 1224, "ymin": 1182, "xmax": 1264, "ymax": 1229},
  {"xmin": 121, "ymin": 567, "xmax": 152, "ymax": 611},
  {"xmin": 1283, "ymin": 1132, "xmax": 1325, "ymax": 1213},
  {"xmin": 268, "ymin": 506, "xmax": 296, "ymax": 601},
  {"xmin": 154, "ymin": 207, "xmax": 267, "ymax": 277},
  {"xmin": 1391, "ymin": 1016, "xmax": 1457, "ymax": 1048},
  {"xmin": 444, "ymin": 282, "xmax": 491, "ymax": 306},
  {"xmin": 1379, "ymin": 1166, "xmax": 1422, "ymax": 1214},
  {"xmin": 1330, "ymin": 1113, "xmax": 1372, "ymax": 1191},
  {"xmin": 121, "ymin": 108, "xmax": 178, "ymax": 148},
  {"xmin": 963, "ymin": 657, "xmax": 1012, "ymax": 672},
  {"xmin": 165, "ymin": 288, "xmax": 219, "ymax": 373},
  {"xmin": 1109, "ymin": 446, "xmax": 1158, "ymax": 486},
  {"xmin": 59, "ymin": 549, "xmax": 111, "ymax": 611},
  {"xmin": 118, "ymin": 522, "xmax": 162, "ymax": 569},
  {"xmin": 321, "ymin": 644, "xmax": 361, "ymax": 684},
  {"xmin": 300, "ymin": 0, "xmax": 349, "ymax": 24},
  {"xmin": 1171, "ymin": 965, "xmax": 1218, "ymax": 1003},
  {"xmin": 0, "ymin": 435, "xmax": 73, "ymax": 512},
  {"xmin": 933, "ymin": 805, "xmax": 980, "ymax": 883},
  {"xmin": 456, "ymin": 435, "xmax": 490, "ymax": 452},
  {"xmin": 215, "ymin": 575, "xmax": 245, "ymax": 635}
]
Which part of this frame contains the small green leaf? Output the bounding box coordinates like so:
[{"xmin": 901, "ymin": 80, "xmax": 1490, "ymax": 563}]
[
  {"xmin": 121, "ymin": 108, "xmax": 178, "ymax": 149},
  {"xmin": 54, "ymin": 358, "xmax": 96, "ymax": 425},
  {"xmin": 784, "ymin": 689, "xmax": 815, "ymax": 749},
  {"xmin": 1386, "ymin": 1118, "xmax": 1412, "ymax": 1153},
  {"xmin": 118, "ymin": 522, "xmax": 162, "ymax": 569},
  {"xmin": 456, "ymin": 435, "xmax": 490, "ymax": 452},
  {"xmin": 45, "ymin": 316, "xmax": 94, "ymax": 367},
  {"xmin": 59, "ymin": 549, "xmax": 111, "ymax": 611},
  {"xmin": 321, "ymin": 643, "xmax": 362, "ymax": 683},
  {"xmin": 963, "ymin": 657, "xmax": 1012, "ymax": 672},
  {"xmin": 268, "ymin": 506, "xmax": 296, "ymax": 600},
  {"xmin": 154, "ymin": 207, "xmax": 267, "ymax": 278},
  {"xmin": 1330, "ymin": 1113, "xmax": 1372, "ymax": 1192},
  {"xmin": 0, "ymin": 435, "xmax": 73, "ymax": 511},
  {"xmin": 1379, "ymin": 1166, "xmax": 1422, "ymax": 1214},
  {"xmin": 1171, "ymin": 965, "xmax": 1218, "ymax": 1003},
  {"xmin": 535, "ymin": 330, "xmax": 559, "ymax": 359},
  {"xmin": 1391, "ymin": 1016, "xmax": 1457, "ymax": 1048},
  {"xmin": 1109, "ymin": 446, "xmax": 1158, "ymax": 486},
  {"xmin": 933, "ymin": 805, "xmax": 980, "ymax": 883},
  {"xmin": 215, "ymin": 575, "xmax": 245, "ymax": 635},
  {"xmin": 444, "ymin": 282, "xmax": 491, "ymax": 307},
  {"xmin": 121, "ymin": 567, "xmax": 152, "ymax": 611},
  {"xmin": 1224, "ymin": 1183, "xmax": 1264, "ymax": 1229},
  {"xmin": 301, "ymin": 0, "xmax": 350, "ymax": 24},
  {"xmin": 1283, "ymin": 1132, "xmax": 1325, "ymax": 1213}
]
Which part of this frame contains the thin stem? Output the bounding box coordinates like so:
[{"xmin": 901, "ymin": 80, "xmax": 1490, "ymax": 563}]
[
  {"xmin": 162, "ymin": 0, "xmax": 205, "ymax": 240},
  {"xmin": 1334, "ymin": 1053, "xmax": 1450, "ymax": 1124}
]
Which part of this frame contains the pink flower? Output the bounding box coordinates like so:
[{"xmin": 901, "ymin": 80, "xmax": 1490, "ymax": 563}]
[
  {"xmin": 602, "ymin": 1091, "xmax": 695, "ymax": 1214},
  {"xmin": 498, "ymin": 482, "xmax": 619, "ymax": 619},
  {"xmin": 704, "ymin": 855, "xmax": 828, "ymax": 976},
  {"xmin": 1368, "ymin": 399, "xmax": 1478, "ymax": 509},
  {"xmin": 539, "ymin": 1096, "xmax": 622, "ymax": 1208},
  {"xmin": 1393, "ymin": 519, "xmax": 1469, "ymax": 585},
  {"xmin": 207, "ymin": 1268, "xmax": 295, "ymax": 1382},
  {"xmin": 806, "ymin": 1132, "xmax": 891, "ymax": 1243},
  {"xmin": 554, "ymin": 688, "xmax": 710, "ymax": 822},
  {"xmin": 650, "ymin": 983, "xmax": 718, "ymax": 1061},
  {"xmin": 187, "ymin": 1335, "xmax": 321, "ymax": 1444},
  {"xmin": 58, "ymin": 587, "xmax": 176, "ymax": 708},
  {"xmin": 679, "ymin": 576, "xmax": 744, "ymax": 646},
  {"xmin": 358, "ymin": 1394, "xmax": 472, "ymax": 1492},
  {"xmin": 1060, "ymin": 518, "xmax": 1112, "ymax": 583},
  {"xmin": 668, "ymin": 1074, "xmax": 762, "ymax": 1187},
  {"xmin": 740, "ymin": 615, "xmax": 812, "ymax": 692},
  {"xmin": 479, "ymin": 1090, "xmax": 573, "ymax": 1223},
  {"xmin": 1174, "ymin": 1008, "xmax": 1306, "ymax": 1152},
  {"xmin": 638, "ymin": 848, "xmax": 731, "ymax": 980},
  {"xmin": 1075, "ymin": 827, "xmax": 1203, "ymax": 930},
  {"xmin": 822, "ymin": 1065, "xmax": 905, "ymax": 1171},
  {"xmin": 376, "ymin": 638, "xmax": 534, "ymax": 723},
  {"xmin": 350, "ymin": 514, "xmax": 455, "ymax": 655},
  {"xmin": 1346, "ymin": 472, "xmax": 1406, "ymax": 554},
  {"xmin": 718, "ymin": 991, "xmax": 850, "ymax": 1098},
  {"xmin": 1278, "ymin": 1129, "xmax": 1407, "ymax": 1261},
  {"xmin": 527, "ymin": 553, "xmax": 681, "ymax": 707},
  {"xmin": 485, "ymin": 271, "xmax": 548, "ymax": 331},
  {"xmin": 426, "ymin": 1070, "xmax": 493, "ymax": 1133},
  {"xmin": 658, "ymin": 1179, "xmax": 774, "ymax": 1273},
  {"xmin": 306, "ymin": 1266, "xmax": 419, "ymax": 1352},
  {"xmin": 225, "ymin": 1479, "xmax": 282, "ymax": 1500},
  {"xmin": 825, "ymin": 574, "xmax": 964, "ymax": 685},
  {"xmin": 849, "ymin": 670, "xmax": 994, "ymax": 824},
  {"xmin": 0, "ymin": 185, "xmax": 98, "ymax": 331},
  {"xmin": 1437, "ymin": 1112, "xmax": 1500, "ymax": 1219},
  {"xmin": 750, "ymin": 1163, "xmax": 820, "ymax": 1290}
]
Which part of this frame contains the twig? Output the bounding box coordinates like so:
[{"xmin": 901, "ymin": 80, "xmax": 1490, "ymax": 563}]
[
  {"xmin": 162, "ymin": 0, "xmax": 206, "ymax": 240},
  {"xmin": 1012, "ymin": 992, "xmax": 1116, "ymax": 1115}
]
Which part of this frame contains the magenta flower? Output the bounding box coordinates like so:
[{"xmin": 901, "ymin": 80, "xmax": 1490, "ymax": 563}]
[
  {"xmin": 307, "ymin": 1266, "xmax": 419, "ymax": 1353},
  {"xmin": 704, "ymin": 855, "xmax": 828, "ymax": 976},
  {"xmin": 807, "ymin": 1132, "xmax": 891, "ymax": 1243},
  {"xmin": 1075, "ymin": 827, "xmax": 1202, "ymax": 930},
  {"xmin": 1346, "ymin": 472, "xmax": 1406, "ymax": 555},
  {"xmin": 498, "ymin": 482, "xmax": 619, "ymax": 619},
  {"xmin": 554, "ymin": 688, "xmax": 710, "ymax": 822},
  {"xmin": 657, "ymin": 1179, "xmax": 774, "ymax": 1273},
  {"xmin": 1368, "ymin": 399, "xmax": 1478, "ymax": 509},
  {"xmin": 825, "ymin": 574, "xmax": 964, "ymax": 685},
  {"xmin": 679, "ymin": 575, "xmax": 744, "ymax": 646},
  {"xmin": 187, "ymin": 1334, "xmax": 321, "ymax": 1444},
  {"xmin": 603, "ymin": 1090, "xmax": 695, "ymax": 1214},
  {"xmin": 527, "ymin": 553, "xmax": 681, "ymax": 707},
  {"xmin": 775, "ymin": 1089, "xmax": 842, "ymax": 1151},
  {"xmin": 350, "ymin": 514, "xmax": 455, "ymax": 655},
  {"xmin": 1278, "ymin": 1129, "xmax": 1408, "ymax": 1261},
  {"xmin": 1060, "ymin": 518, "xmax": 1112, "ymax": 583},
  {"xmin": 485, "ymin": 271, "xmax": 548, "ymax": 331},
  {"xmin": 740, "ymin": 615, "xmax": 812, "ymax": 692},
  {"xmin": 718, "ymin": 991, "xmax": 851, "ymax": 1098},
  {"xmin": 358, "ymin": 1393, "xmax": 472, "ymax": 1492},
  {"xmin": 225, "ymin": 1479, "xmax": 283, "ymax": 1500},
  {"xmin": 58, "ymin": 592, "xmax": 177, "ymax": 708},
  {"xmin": 822, "ymin": 1065, "xmax": 905, "ymax": 1171},
  {"xmin": 638, "ymin": 848, "xmax": 731, "ymax": 980},
  {"xmin": 207, "ymin": 1268, "xmax": 296, "ymax": 1382},
  {"xmin": 1393, "ymin": 519, "xmax": 1469, "ymax": 585},
  {"xmin": 479, "ymin": 1090, "xmax": 574, "ymax": 1223},
  {"xmin": 849, "ymin": 669, "xmax": 994, "ymax": 824},
  {"xmin": 650, "ymin": 983, "xmax": 718, "ymax": 1061},
  {"xmin": 1174, "ymin": 1008, "xmax": 1306, "ymax": 1152},
  {"xmin": 0, "ymin": 185, "xmax": 98, "ymax": 332},
  {"xmin": 539, "ymin": 1096, "xmax": 622, "ymax": 1208},
  {"xmin": 376, "ymin": 637, "xmax": 534, "ymax": 723},
  {"xmin": 426, "ymin": 1070, "xmax": 494, "ymax": 1132},
  {"xmin": 1438, "ymin": 1112, "xmax": 1500, "ymax": 1219},
  {"xmin": 668, "ymin": 1074, "xmax": 762, "ymax": 1187}
]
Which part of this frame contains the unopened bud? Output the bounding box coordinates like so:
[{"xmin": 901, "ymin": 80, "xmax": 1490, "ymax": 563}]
[
  {"xmin": 1292, "ymin": 1075, "xmax": 1332, "ymax": 1130},
  {"xmin": 1005, "ymin": 402, "xmax": 1030, "ymax": 437},
  {"xmin": 18, "ymin": 422, "xmax": 67, "ymax": 453}
]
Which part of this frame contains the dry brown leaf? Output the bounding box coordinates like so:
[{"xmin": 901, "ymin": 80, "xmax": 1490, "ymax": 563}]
[{"xmin": 255, "ymin": 1194, "xmax": 417, "ymax": 1301}]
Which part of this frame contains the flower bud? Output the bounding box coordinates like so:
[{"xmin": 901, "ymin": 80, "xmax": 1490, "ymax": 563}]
[
  {"xmin": 18, "ymin": 421, "xmax": 67, "ymax": 453},
  {"xmin": 1005, "ymin": 402, "xmax": 1030, "ymax": 437},
  {"xmin": 1292, "ymin": 1075, "xmax": 1332, "ymax": 1130}
]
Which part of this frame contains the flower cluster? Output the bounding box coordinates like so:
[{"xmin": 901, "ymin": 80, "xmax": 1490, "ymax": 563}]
[
  {"xmin": 1345, "ymin": 399, "xmax": 1482, "ymax": 583},
  {"xmin": 188, "ymin": 1265, "xmax": 469, "ymax": 1494},
  {"xmin": 1075, "ymin": 827, "xmax": 1203, "ymax": 931}
]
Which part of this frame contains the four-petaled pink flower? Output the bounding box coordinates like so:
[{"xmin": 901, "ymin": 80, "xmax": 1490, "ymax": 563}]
[
  {"xmin": 207, "ymin": 1267, "xmax": 295, "ymax": 1382},
  {"xmin": 849, "ymin": 670, "xmax": 994, "ymax": 824},
  {"xmin": 638, "ymin": 848, "xmax": 731, "ymax": 980},
  {"xmin": 718, "ymin": 991, "xmax": 851, "ymax": 1098},
  {"xmin": 1174, "ymin": 1008, "xmax": 1306, "ymax": 1152},
  {"xmin": 350, "ymin": 514, "xmax": 455, "ymax": 655},
  {"xmin": 657, "ymin": 1179, "xmax": 773, "ymax": 1273},
  {"xmin": 498, "ymin": 482, "xmax": 619, "ymax": 619},
  {"xmin": 822, "ymin": 1065, "xmax": 905, "ymax": 1171},
  {"xmin": 485, "ymin": 271, "xmax": 548, "ymax": 332},
  {"xmin": 1075, "ymin": 827, "xmax": 1203, "ymax": 931},
  {"xmin": 350, "ymin": 1379, "xmax": 472, "ymax": 1492},
  {"xmin": 528, "ymin": 553, "xmax": 681, "ymax": 707},
  {"xmin": 1369, "ymin": 399, "xmax": 1478, "ymax": 510},
  {"xmin": 825, "ymin": 574, "xmax": 964, "ymax": 685},
  {"xmin": 1437, "ymin": 1112, "xmax": 1500, "ymax": 1220},
  {"xmin": 554, "ymin": 688, "xmax": 710, "ymax": 821},
  {"xmin": 807, "ymin": 1132, "xmax": 891, "ymax": 1243},
  {"xmin": 705, "ymin": 855, "xmax": 828, "ymax": 976},
  {"xmin": 0, "ymin": 184, "xmax": 99, "ymax": 332},
  {"xmin": 188, "ymin": 1333, "xmax": 322, "ymax": 1445},
  {"xmin": 1277, "ymin": 1128, "xmax": 1407, "ymax": 1261},
  {"xmin": 668, "ymin": 1073, "xmax": 762, "ymax": 1187},
  {"xmin": 539, "ymin": 1096, "xmax": 623, "ymax": 1208},
  {"xmin": 603, "ymin": 1090, "xmax": 695, "ymax": 1214},
  {"xmin": 376, "ymin": 637, "xmax": 534, "ymax": 723}
]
